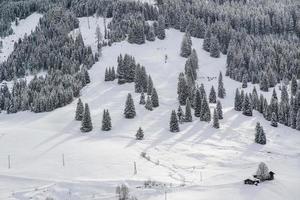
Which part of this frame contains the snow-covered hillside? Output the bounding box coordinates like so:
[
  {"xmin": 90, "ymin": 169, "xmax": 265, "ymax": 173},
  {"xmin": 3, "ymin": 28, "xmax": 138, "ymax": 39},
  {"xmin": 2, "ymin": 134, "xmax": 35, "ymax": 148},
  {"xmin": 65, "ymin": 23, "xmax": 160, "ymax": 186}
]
[{"xmin": 0, "ymin": 14, "xmax": 300, "ymax": 200}]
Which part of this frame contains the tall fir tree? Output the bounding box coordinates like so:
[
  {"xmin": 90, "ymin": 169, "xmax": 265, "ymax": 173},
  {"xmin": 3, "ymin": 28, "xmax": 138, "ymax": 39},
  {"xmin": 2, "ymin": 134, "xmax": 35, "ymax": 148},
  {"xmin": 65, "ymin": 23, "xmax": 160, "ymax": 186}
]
[
  {"xmin": 270, "ymin": 112, "xmax": 278, "ymax": 127},
  {"xmin": 102, "ymin": 109, "xmax": 112, "ymax": 131},
  {"xmin": 124, "ymin": 93, "xmax": 136, "ymax": 118},
  {"xmin": 242, "ymin": 94, "xmax": 253, "ymax": 116},
  {"xmin": 177, "ymin": 105, "xmax": 184, "ymax": 124},
  {"xmin": 213, "ymin": 108, "xmax": 220, "ymax": 129},
  {"xmin": 203, "ymin": 28, "xmax": 211, "ymax": 52},
  {"xmin": 255, "ymin": 122, "xmax": 266, "ymax": 145},
  {"xmin": 200, "ymin": 95, "xmax": 211, "ymax": 122},
  {"xmin": 170, "ymin": 110, "xmax": 180, "ymax": 132},
  {"xmin": 177, "ymin": 73, "xmax": 189, "ymax": 105},
  {"xmin": 147, "ymin": 75, "xmax": 153, "ymax": 95},
  {"xmin": 145, "ymin": 95, "xmax": 153, "ymax": 111},
  {"xmin": 139, "ymin": 92, "xmax": 146, "ymax": 105},
  {"xmin": 218, "ymin": 72, "xmax": 226, "ymax": 98},
  {"xmin": 209, "ymin": 35, "xmax": 220, "ymax": 58},
  {"xmin": 180, "ymin": 33, "xmax": 192, "ymax": 58},
  {"xmin": 157, "ymin": 15, "xmax": 166, "ymax": 40},
  {"xmin": 291, "ymin": 75, "xmax": 298, "ymax": 96},
  {"xmin": 216, "ymin": 100, "xmax": 223, "ymax": 119},
  {"xmin": 81, "ymin": 103, "xmax": 93, "ymax": 132},
  {"xmin": 209, "ymin": 86, "xmax": 217, "ymax": 103},
  {"xmin": 151, "ymin": 88, "xmax": 159, "ymax": 108},
  {"xmin": 185, "ymin": 98, "xmax": 192, "ymax": 122},
  {"xmin": 194, "ymin": 89, "xmax": 202, "ymax": 117},
  {"xmin": 296, "ymin": 110, "xmax": 300, "ymax": 130},
  {"xmin": 75, "ymin": 98, "xmax": 84, "ymax": 121}
]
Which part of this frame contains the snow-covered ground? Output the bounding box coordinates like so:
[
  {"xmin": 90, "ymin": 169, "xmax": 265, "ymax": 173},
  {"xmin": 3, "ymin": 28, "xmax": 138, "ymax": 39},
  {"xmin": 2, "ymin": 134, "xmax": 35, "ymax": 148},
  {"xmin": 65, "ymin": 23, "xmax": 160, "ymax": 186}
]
[{"xmin": 0, "ymin": 15, "xmax": 300, "ymax": 200}]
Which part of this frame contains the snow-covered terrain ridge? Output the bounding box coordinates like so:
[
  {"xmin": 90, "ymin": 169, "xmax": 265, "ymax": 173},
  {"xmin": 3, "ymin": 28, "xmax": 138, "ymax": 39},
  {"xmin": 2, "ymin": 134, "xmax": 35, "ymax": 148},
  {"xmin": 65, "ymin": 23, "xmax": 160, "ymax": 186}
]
[{"xmin": 0, "ymin": 15, "xmax": 300, "ymax": 200}]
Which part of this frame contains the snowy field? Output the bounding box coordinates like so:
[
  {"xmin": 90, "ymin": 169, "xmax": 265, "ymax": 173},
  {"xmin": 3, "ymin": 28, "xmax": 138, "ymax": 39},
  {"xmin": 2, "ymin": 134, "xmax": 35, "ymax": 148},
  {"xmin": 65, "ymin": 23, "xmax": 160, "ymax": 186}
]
[{"xmin": 0, "ymin": 15, "xmax": 300, "ymax": 200}]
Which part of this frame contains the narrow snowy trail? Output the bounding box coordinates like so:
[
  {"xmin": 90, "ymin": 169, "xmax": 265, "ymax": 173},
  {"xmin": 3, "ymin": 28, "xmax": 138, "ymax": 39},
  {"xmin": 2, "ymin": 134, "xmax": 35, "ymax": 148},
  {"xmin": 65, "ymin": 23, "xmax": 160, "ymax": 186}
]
[{"xmin": 0, "ymin": 15, "xmax": 300, "ymax": 200}]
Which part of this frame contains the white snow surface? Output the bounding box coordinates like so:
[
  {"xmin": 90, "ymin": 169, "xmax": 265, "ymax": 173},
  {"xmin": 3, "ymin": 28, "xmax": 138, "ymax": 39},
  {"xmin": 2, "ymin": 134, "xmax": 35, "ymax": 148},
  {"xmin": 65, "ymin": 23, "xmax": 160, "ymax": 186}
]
[{"xmin": 0, "ymin": 15, "xmax": 300, "ymax": 200}]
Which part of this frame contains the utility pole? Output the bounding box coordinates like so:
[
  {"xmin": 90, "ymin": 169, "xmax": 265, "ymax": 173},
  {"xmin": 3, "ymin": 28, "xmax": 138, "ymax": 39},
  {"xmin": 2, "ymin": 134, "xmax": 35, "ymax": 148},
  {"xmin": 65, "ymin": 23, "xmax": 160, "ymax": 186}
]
[
  {"xmin": 134, "ymin": 161, "xmax": 137, "ymax": 175},
  {"xmin": 8, "ymin": 155, "xmax": 11, "ymax": 169},
  {"xmin": 62, "ymin": 154, "xmax": 65, "ymax": 167}
]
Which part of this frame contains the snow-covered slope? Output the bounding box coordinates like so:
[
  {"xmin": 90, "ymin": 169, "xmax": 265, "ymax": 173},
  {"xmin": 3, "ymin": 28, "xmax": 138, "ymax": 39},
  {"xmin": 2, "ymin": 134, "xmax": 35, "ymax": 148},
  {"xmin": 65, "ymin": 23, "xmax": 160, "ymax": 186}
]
[{"xmin": 0, "ymin": 16, "xmax": 300, "ymax": 200}]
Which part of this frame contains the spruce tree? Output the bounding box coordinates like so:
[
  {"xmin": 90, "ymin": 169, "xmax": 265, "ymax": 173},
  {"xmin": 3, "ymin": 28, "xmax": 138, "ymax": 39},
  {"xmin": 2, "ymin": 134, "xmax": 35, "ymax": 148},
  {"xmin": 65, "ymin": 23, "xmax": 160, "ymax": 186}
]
[
  {"xmin": 177, "ymin": 105, "xmax": 184, "ymax": 124},
  {"xmin": 180, "ymin": 33, "xmax": 192, "ymax": 58},
  {"xmin": 151, "ymin": 88, "xmax": 159, "ymax": 108},
  {"xmin": 75, "ymin": 98, "xmax": 84, "ymax": 121},
  {"xmin": 147, "ymin": 75, "xmax": 153, "ymax": 95},
  {"xmin": 213, "ymin": 108, "xmax": 220, "ymax": 129},
  {"xmin": 270, "ymin": 112, "xmax": 278, "ymax": 127},
  {"xmin": 203, "ymin": 29, "xmax": 211, "ymax": 52},
  {"xmin": 139, "ymin": 92, "xmax": 146, "ymax": 105},
  {"xmin": 185, "ymin": 98, "xmax": 192, "ymax": 122},
  {"xmin": 102, "ymin": 109, "xmax": 112, "ymax": 131},
  {"xmin": 291, "ymin": 75, "xmax": 297, "ymax": 96},
  {"xmin": 218, "ymin": 72, "xmax": 225, "ymax": 98},
  {"xmin": 216, "ymin": 100, "xmax": 223, "ymax": 119},
  {"xmin": 105, "ymin": 68, "xmax": 109, "ymax": 81},
  {"xmin": 145, "ymin": 95, "xmax": 153, "ymax": 111},
  {"xmin": 260, "ymin": 73, "xmax": 269, "ymax": 92},
  {"xmin": 81, "ymin": 103, "xmax": 93, "ymax": 133},
  {"xmin": 136, "ymin": 127, "xmax": 144, "ymax": 140},
  {"xmin": 194, "ymin": 89, "xmax": 202, "ymax": 117},
  {"xmin": 242, "ymin": 94, "xmax": 252, "ymax": 116},
  {"xmin": 170, "ymin": 110, "xmax": 180, "ymax": 132},
  {"xmin": 255, "ymin": 122, "xmax": 266, "ymax": 145},
  {"xmin": 124, "ymin": 93, "xmax": 136, "ymax": 118},
  {"xmin": 209, "ymin": 86, "xmax": 217, "ymax": 103},
  {"xmin": 200, "ymin": 96, "xmax": 211, "ymax": 122},
  {"xmin": 177, "ymin": 73, "xmax": 189, "ymax": 105},
  {"xmin": 157, "ymin": 15, "xmax": 166, "ymax": 40},
  {"xmin": 242, "ymin": 74, "xmax": 248, "ymax": 88},
  {"xmin": 209, "ymin": 35, "xmax": 220, "ymax": 58}
]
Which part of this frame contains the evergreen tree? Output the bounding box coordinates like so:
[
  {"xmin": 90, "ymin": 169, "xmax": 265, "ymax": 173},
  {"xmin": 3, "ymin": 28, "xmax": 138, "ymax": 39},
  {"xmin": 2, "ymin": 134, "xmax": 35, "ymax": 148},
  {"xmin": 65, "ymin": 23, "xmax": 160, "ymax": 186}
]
[
  {"xmin": 242, "ymin": 74, "xmax": 248, "ymax": 88},
  {"xmin": 177, "ymin": 105, "xmax": 184, "ymax": 124},
  {"xmin": 218, "ymin": 72, "xmax": 225, "ymax": 98},
  {"xmin": 260, "ymin": 73, "xmax": 269, "ymax": 92},
  {"xmin": 81, "ymin": 103, "xmax": 93, "ymax": 132},
  {"xmin": 216, "ymin": 100, "xmax": 223, "ymax": 119},
  {"xmin": 124, "ymin": 93, "xmax": 136, "ymax": 118},
  {"xmin": 105, "ymin": 68, "xmax": 109, "ymax": 81},
  {"xmin": 194, "ymin": 89, "xmax": 202, "ymax": 117},
  {"xmin": 180, "ymin": 33, "xmax": 192, "ymax": 58},
  {"xmin": 170, "ymin": 110, "xmax": 180, "ymax": 132},
  {"xmin": 200, "ymin": 95, "xmax": 211, "ymax": 122},
  {"xmin": 255, "ymin": 122, "xmax": 266, "ymax": 145},
  {"xmin": 234, "ymin": 89, "xmax": 242, "ymax": 111},
  {"xmin": 147, "ymin": 75, "xmax": 153, "ymax": 95},
  {"xmin": 75, "ymin": 98, "xmax": 84, "ymax": 121},
  {"xmin": 157, "ymin": 15, "xmax": 166, "ymax": 40},
  {"xmin": 209, "ymin": 35, "xmax": 220, "ymax": 58},
  {"xmin": 145, "ymin": 95, "xmax": 153, "ymax": 111},
  {"xmin": 242, "ymin": 94, "xmax": 253, "ymax": 116},
  {"xmin": 139, "ymin": 92, "xmax": 146, "ymax": 105},
  {"xmin": 270, "ymin": 112, "xmax": 278, "ymax": 127},
  {"xmin": 151, "ymin": 88, "xmax": 159, "ymax": 108},
  {"xmin": 291, "ymin": 75, "xmax": 298, "ymax": 96},
  {"xmin": 185, "ymin": 98, "xmax": 192, "ymax": 122},
  {"xmin": 213, "ymin": 108, "xmax": 220, "ymax": 129},
  {"xmin": 256, "ymin": 162, "xmax": 270, "ymax": 181},
  {"xmin": 102, "ymin": 109, "xmax": 112, "ymax": 131},
  {"xmin": 177, "ymin": 73, "xmax": 189, "ymax": 105},
  {"xmin": 203, "ymin": 29, "xmax": 211, "ymax": 52},
  {"xmin": 136, "ymin": 127, "xmax": 144, "ymax": 140},
  {"xmin": 209, "ymin": 86, "xmax": 217, "ymax": 103},
  {"xmin": 146, "ymin": 25, "xmax": 155, "ymax": 41}
]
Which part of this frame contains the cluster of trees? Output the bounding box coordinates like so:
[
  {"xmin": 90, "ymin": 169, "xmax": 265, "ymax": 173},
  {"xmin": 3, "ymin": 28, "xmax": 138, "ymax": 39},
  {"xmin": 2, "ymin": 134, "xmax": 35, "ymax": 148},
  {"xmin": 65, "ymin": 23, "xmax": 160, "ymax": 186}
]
[
  {"xmin": 104, "ymin": 67, "xmax": 116, "ymax": 81},
  {"xmin": 234, "ymin": 84, "xmax": 300, "ymax": 131},
  {"xmin": 171, "ymin": 72, "xmax": 225, "ymax": 132},
  {"xmin": 0, "ymin": 8, "xmax": 94, "ymax": 114}
]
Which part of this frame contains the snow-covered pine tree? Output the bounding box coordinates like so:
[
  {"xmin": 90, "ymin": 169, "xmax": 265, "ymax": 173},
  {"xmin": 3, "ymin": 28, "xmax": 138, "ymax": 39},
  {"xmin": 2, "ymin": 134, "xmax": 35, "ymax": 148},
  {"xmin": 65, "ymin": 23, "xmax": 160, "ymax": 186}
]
[
  {"xmin": 194, "ymin": 89, "xmax": 202, "ymax": 117},
  {"xmin": 213, "ymin": 108, "xmax": 220, "ymax": 129},
  {"xmin": 203, "ymin": 28, "xmax": 211, "ymax": 52},
  {"xmin": 136, "ymin": 127, "xmax": 144, "ymax": 140},
  {"xmin": 255, "ymin": 122, "xmax": 266, "ymax": 145},
  {"xmin": 157, "ymin": 15, "xmax": 166, "ymax": 40},
  {"xmin": 147, "ymin": 75, "xmax": 153, "ymax": 95},
  {"xmin": 170, "ymin": 110, "xmax": 180, "ymax": 132},
  {"xmin": 209, "ymin": 35, "xmax": 220, "ymax": 58},
  {"xmin": 75, "ymin": 98, "xmax": 84, "ymax": 121},
  {"xmin": 216, "ymin": 100, "xmax": 223, "ymax": 119},
  {"xmin": 180, "ymin": 32, "xmax": 192, "ymax": 58},
  {"xmin": 81, "ymin": 103, "xmax": 93, "ymax": 132},
  {"xmin": 242, "ymin": 94, "xmax": 252, "ymax": 116},
  {"xmin": 185, "ymin": 98, "xmax": 192, "ymax": 122},
  {"xmin": 291, "ymin": 75, "xmax": 297, "ymax": 96},
  {"xmin": 200, "ymin": 95, "xmax": 211, "ymax": 122},
  {"xmin": 190, "ymin": 49, "xmax": 199, "ymax": 69},
  {"xmin": 177, "ymin": 73, "xmax": 189, "ymax": 105},
  {"xmin": 270, "ymin": 112, "xmax": 278, "ymax": 127},
  {"xmin": 218, "ymin": 72, "xmax": 225, "ymax": 98},
  {"xmin": 209, "ymin": 86, "xmax": 217, "ymax": 103},
  {"xmin": 145, "ymin": 95, "xmax": 153, "ymax": 111},
  {"xmin": 296, "ymin": 110, "xmax": 300, "ymax": 130},
  {"xmin": 151, "ymin": 88, "xmax": 159, "ymax": 108},
  {"xmin": 101, "ymin": 109, "xmax": 112, "ymax": 131},
  {"xmin": 256, "ymin": 162, "xmax": 270, "ymax": 181},
  {"xmin": 260, "ymin": 72, "xmax": 269, "ymax": 92},
  {"xmin": 242, "ymin": 74, "xmax": 248, "ymax": 88},
  {"xmin": 177, "ymin": 105, "xmax": 184, "ymax": 124},
  {"xmin": 105, "ymin": 68, "xmax": 109, "ymax": 81},
  {"xmin": 139, "ymin": 92, "xmax": 146, "ymax": 105},
  {"xmin": 124, "ymin": 93, "xmax": 136, "ymax": 118},
  {"xmin": 146, "ymin": 25, "xmax": 155, "ymax": 41}
]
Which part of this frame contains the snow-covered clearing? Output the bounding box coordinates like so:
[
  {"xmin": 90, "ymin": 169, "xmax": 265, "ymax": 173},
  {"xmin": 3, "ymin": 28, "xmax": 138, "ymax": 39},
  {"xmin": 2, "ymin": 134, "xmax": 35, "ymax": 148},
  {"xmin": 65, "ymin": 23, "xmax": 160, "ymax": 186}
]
[{"xmin": 0, "ymin": 15, "xmax": 300, "ymax": 200}]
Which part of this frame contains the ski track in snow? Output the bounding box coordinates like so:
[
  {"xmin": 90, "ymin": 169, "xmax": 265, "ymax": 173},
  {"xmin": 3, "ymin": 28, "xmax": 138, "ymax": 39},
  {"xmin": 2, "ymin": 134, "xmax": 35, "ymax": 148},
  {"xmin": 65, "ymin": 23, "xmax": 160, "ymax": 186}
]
[{"xmin": 0, "ymin": 15, "xmax": 300, "ymax": 200}]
